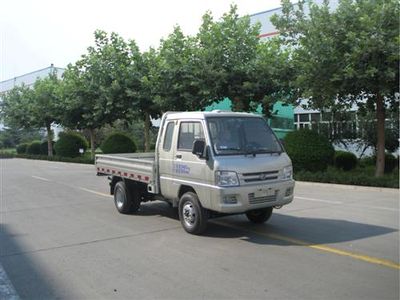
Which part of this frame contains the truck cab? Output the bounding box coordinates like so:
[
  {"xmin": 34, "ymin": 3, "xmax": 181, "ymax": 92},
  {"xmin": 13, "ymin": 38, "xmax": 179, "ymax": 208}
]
[{"xmin": 157, "ymin": 111, "xmax": 294, "ymax": 233}]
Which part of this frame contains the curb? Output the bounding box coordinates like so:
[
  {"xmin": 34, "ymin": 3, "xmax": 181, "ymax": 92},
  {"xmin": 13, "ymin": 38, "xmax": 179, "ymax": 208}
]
[{"xmin": 296, "ymin": 181, "xmax": 399, "ymax": 193}]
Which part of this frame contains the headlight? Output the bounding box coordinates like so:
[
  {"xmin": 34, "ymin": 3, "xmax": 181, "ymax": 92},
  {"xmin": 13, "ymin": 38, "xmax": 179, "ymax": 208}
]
[
  {"xmin": 283, "ymin": 166, "xmax": 293, "ymax": 179},
  {"xmin": 215, "ymin": 171, "xmax": 239, "ymax": 187}
]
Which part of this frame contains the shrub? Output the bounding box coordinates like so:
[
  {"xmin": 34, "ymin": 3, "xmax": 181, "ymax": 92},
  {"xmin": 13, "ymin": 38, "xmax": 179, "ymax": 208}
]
[
  {"xmin": 54, "ymin": 132, "xmax": 88, "ymax": 158},
  {"xmin": 0, "ymin": 151, "xmax": 14, "ymax": 158},
  {"xmin": 16, "ymin": 143, "xmax": 30, "ymax": 154},
  {"xmin": 284, "ymin": 129, "xmax": 334, "ymax": 172},
  {"xmin": 334, "ymin": 151, "xmax": 357, "ymax": 171},
  {"xmin": 294, "ymin": 166, "xmax": 399, "ymax": 188},
  {"xmin": 384, "ymin": 154, "xmax": 398, "ymax": 174},
  {"xmin": 100, "ymin": 132, "xmax": 136, "ymax": 154},
  {"xmin": 40, "ymin": 140, "xmax": 56, "ymax": 155},
  {"xmin": 360, "ymin": 154, "xmax": 398, "ymax": 173},
  {"xmin": 359, "ymin": 156, "xmax": 375, "ymax": 167},
  {"xmin": 26, "ymin": 141, "xmax": 42, "ymax": 155}
]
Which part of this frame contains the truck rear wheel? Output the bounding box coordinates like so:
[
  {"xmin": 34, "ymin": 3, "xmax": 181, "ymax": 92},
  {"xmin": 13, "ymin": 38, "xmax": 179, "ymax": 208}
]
[
  {"xmin": 246, "ymin": 207, "xmax": 273, "ymax": 224},
  {"xmin": 114, "ymin": 181, "xmax": 140, "ymax": 214},
  {"xmin": 178, "ymin": 192, "xmax": 208, "ymax": 235}
]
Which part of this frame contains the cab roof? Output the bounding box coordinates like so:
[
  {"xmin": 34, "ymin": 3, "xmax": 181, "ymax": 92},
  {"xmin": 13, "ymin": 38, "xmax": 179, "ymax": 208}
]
[{"xmin": 165, "ymin": 110, "xmax": 262, "ymax": 120}]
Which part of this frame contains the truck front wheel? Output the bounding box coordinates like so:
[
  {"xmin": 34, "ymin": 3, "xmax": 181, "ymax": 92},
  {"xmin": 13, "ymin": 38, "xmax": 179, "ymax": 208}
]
[
  {"xmin": 114, "ymin": 181, "xmax": 140, "ymax": 214},
  {"xmin": 178, "ymin": 192, "xmax": 208, "ymax": 235},
  {"xmin": 246, "ymin": 207, "xmax": 273, "ymax": 224}
]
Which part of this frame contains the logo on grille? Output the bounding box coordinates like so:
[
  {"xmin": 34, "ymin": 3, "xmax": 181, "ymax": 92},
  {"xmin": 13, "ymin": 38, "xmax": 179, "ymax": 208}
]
[{"xmin": 259, "ymin": 173, "xmax": 267, "ymax": 180}]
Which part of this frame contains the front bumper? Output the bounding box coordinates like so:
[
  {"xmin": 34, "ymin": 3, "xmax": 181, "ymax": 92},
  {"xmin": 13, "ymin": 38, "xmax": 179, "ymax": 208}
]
[{"xmin": 210, "ymin": 179, "xmax": 295, "ymax": 213}]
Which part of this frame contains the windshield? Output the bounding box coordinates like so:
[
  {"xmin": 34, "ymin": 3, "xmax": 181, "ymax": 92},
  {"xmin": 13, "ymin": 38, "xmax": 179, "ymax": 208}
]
[{"xmin": 207, "ymin": 117, "xmax": 283, "ymax": 155}]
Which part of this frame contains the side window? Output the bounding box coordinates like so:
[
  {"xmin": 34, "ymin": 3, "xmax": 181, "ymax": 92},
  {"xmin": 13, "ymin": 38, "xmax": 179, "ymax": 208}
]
[
  {"xmin": 163, "ymin": 122, "xmax": 175, "ymax": 151},
  {"xmin": 178, "ymin": 122, "xmax": 204, "ymax": 150}
]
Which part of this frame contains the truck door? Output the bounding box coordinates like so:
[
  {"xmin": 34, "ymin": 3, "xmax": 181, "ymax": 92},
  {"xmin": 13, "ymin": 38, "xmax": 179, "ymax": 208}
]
[
  {"xmin": 159, "ymin": 120, "xmax": 177, "ymax": 199},
  {"xmin": 173, "ymin": 120, "xmax": 212, "ymax": 208}
]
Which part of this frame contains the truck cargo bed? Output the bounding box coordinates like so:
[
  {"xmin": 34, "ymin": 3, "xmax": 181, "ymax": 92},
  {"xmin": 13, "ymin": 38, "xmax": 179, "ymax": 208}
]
[{"xmin": 95, "ymin": 153, "xmax": 155, "ymax": 184}]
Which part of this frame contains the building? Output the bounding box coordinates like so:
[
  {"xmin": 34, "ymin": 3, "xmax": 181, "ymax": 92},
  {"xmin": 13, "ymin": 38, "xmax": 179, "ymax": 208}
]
[
  {"xmin": 248, "ymin": 0, "xmax": 340, "ymax": 131},
  {"xmin": 0, "ymin": 64, "xmax": 65, "ymax": 133},
  {"xmin": 0, "ymin": 64, "xmax": 64, "ymax": 94}
]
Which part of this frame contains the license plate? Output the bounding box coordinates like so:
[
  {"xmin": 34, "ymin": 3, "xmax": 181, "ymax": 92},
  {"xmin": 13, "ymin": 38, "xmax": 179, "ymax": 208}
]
[{"xmin": 254, "ymin": 188, "xmax": 274, "ymax": 198}]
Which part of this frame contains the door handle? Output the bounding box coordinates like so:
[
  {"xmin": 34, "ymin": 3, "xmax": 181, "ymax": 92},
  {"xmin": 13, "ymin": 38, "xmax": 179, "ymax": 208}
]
[{"xmin": 175, "ymin": 154, "xmax": 182, "ymax": 159}]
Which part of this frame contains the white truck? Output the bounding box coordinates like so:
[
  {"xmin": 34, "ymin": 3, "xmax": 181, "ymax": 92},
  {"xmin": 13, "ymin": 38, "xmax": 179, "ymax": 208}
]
[{"xmin": 95, "ymin": 111, "xmax": 295, "ymax": 234}]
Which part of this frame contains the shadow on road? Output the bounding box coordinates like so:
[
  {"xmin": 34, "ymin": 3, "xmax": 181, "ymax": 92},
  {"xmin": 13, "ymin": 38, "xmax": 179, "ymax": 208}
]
[
  {"xmin": 207, "ymin": 214, "xmax": 398, "ymax": 246},
  {"xmin": 137, "ymin": 201, "xmax": 180, "ymax": 220},
  {"xmin": 135, "ymin": 202, "xmax": 397, "ymax": 246},
  {"xmin": 0, "ymin": 224, "xmax": 60, "ymax": 299}
]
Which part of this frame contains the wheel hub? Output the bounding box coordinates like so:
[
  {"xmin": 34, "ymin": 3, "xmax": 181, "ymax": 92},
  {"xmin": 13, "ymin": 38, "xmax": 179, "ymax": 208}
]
[
  {"xmin": 183, "ymin": 203, "xmax": 196, "ymax": 227},
  {"xmin": 115, "ymin": 189, "xmax": 125, "ymax": 209}
]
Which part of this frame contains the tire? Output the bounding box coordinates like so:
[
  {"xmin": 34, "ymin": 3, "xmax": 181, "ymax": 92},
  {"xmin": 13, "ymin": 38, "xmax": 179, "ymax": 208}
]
[
  {"xmin": 114, "ymin": 181, "xmax": 140, "ymax": 214},
  {"xmin": 246, "ymin": 207, "xmax": 273, "ymax": 224},
  {"xmin": 178, "ymin": 192, "xmax": 208, "ymax": 234}
]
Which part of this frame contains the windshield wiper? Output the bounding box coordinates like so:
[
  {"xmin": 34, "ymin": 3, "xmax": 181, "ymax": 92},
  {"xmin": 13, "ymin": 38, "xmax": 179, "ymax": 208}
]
[
  {"xmin": 245, "ymin": 148, "xmax": 282, "ymax": 157},
  {"xmin": 257, "ymin": 149, "xmax": 282, "ymax": 154},
  {"xmin": 216, "ymin": 146, "xmax": 241, "ymax": 151}
]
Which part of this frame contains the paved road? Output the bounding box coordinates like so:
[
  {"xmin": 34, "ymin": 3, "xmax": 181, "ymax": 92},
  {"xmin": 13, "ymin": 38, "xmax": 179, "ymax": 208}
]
[{"xmin": 1, "ymin": 158, "xmax": 399, "ymax": 299}]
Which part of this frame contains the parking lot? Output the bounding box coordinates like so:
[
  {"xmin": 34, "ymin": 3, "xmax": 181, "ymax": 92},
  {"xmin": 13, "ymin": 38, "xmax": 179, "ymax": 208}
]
[{"xmin": 1, "ymin": 158, "xmax": 399, "ymax": 299}]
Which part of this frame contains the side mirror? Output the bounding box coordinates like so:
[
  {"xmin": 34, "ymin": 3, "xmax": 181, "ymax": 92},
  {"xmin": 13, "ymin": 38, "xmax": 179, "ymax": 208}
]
[{"xmin": 192, "ymin": 139, "xmax": 206, "ymax": 158}]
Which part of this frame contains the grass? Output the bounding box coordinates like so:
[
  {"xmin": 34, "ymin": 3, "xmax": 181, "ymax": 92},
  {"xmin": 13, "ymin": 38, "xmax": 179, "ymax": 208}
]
[
  {"xmin": 295, "ymin": 165, "xmax": 399, "ymax": 188},
  {"xmin": 1, "ymin": 148, "xmax": 17, "ymax": 154}
]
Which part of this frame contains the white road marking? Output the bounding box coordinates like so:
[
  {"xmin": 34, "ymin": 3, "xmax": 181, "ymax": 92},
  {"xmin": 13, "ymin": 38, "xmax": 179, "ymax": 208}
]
[
  {"xmin": 31, "ymin": 176, "xmax": 51, "ymax": 182},
  {"xmin": 295, "ymin": 196, "xmax": 343, "ymax": 204},
  {"xmin": 348, "ymin": 204, "xmax": 399, "ymax": 212},
  {"xmin": 77, "ymin": 187, "xmax": 112, "ymax": 198},
  {"xmin": 0, "ymin": 263, "xmax": 19, "ymax": 300}
]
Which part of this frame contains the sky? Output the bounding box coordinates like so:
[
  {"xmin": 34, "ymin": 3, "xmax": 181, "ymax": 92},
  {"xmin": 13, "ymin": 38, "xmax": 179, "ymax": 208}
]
[{"xmin": 0, "ymin": 0, "xmax": 282, "ymax": 82}]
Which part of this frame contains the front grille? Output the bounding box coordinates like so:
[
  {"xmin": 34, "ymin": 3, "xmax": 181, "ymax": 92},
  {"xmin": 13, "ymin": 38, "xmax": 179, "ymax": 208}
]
[
  {"xmin": 248, "ymin": 191, "xmax": 278, "ymax": 204},
  {"xmin": 242, "ymin": 170, "xmax": 279, "ymax": 183}
]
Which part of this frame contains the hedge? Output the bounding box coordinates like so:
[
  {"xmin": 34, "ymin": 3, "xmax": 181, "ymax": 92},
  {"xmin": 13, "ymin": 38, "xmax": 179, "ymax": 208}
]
[
  {"xmin": 360, "ymin": 154, "xmax": 399, "ymax": 173},
  {"xmin": 295, "ymin": 167, "xmax": 399, "ymax": 188},
  {"xmin": 16, "ymin": 143, "xmax": 30, "ymax": 154},
  {"xmin": 100, "ymin": 132, "xmax": 136, "ymax": 154},
  {"xmin": 54, "ymin": 132, "xmax": 88, "ymax": 158},
  {"xmin": 284, "ymin": 129, "xmax": 334, "ymax": 172},
  {"xmin": 334, "ymin": 151, "xmax": 358, "ymax": 171},
  {"xmin": 26, "ymin": 141, "xmax": 42, "ymax": 155}
]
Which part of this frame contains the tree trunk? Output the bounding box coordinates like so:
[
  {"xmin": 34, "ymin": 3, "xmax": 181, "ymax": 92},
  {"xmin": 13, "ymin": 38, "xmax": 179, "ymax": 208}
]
[
  {"xmin": 375, "ymin": 92, "xmax": 385, "ymax": 177},
  {"xmin": 89, "ymin": 128, "xmax": 96, "ymax": 160},
  {"xmin": 144, "ymin": 112, "xmax": 150, "ymax": 152},
  {"xmin": 46, "ymin": 123, "xmax": 53, "ymax": 157},
  {"xmin": 232, "ymin": 97, "xmax": 244, "ymax": 112}
]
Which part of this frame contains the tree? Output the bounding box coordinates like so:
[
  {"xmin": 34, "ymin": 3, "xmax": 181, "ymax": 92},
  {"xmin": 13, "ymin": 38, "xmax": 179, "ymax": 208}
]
[
  {"xmin": 195, "ymin": 5, "xmax": 294, "ymax": 114},
  {"xmin": 197, "ymin": 5, "xmax": 264, "ymax": 111},
  {"xmin": 356, "ymin": 110, "xmax": 399, "ymax": 157},
  {"xmin": 0, "ymin": 125, "xmax": 42, "ymax": 148},
  {"xmin": 271, "ymin": 0, "xmax": 399, "ymax": 176},
  {"xmin": 61, "ymin": 30, "xmax": 133, "ymax": 158},
  {"xmin": 126, "ymin": 46, "xmax": 160, "ymax": 152},
  {"xmin": 254, "ymin": 38, "xmax": 297, "ymax": 117},
  {"xmin": 157, "ymin": 26, "xmax": 210, "ymax": 111},
  {"xmin": 31, "ymin": 72, "xmax": 62, "ymax": 156},
  {"xmin": 1, "ymin": 76, "xmax": 60, "ymax": 157},
  {"xmin": 1, "ymin": 84, "xmax": 34, "ymax": 130}
]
